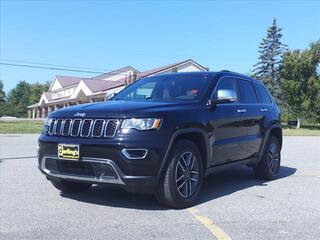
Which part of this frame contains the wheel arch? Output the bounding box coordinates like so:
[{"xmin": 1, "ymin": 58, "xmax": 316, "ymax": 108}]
[
  {"xmin": 270, "ymin": 127, "xmax": 282, "ymax": 150},
  {"xmin": 158, "ymin": 128, "xmax": 211, "ymax": 179},
  {"xmin": 258, "ymin": 124, "xmax": 283, "ymax": 163}
]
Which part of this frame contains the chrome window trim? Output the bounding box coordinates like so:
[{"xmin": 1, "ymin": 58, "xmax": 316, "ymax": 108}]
[
  {"xmin": 40, "ymin": 156, "xmax": 125, "ymax": 185},
  {"xmin": 121, "ymin": 148, "xmax": 148, "ymax": 159},
  {"xmin": 92, "ymin": 119, "xmax": 106, "ymax": 137},
  {"xmin": 80, "ymin": 119, "xmax": 93, "ymax": 137},
  {"xmin": 70, "ymin": 119, "xmax": 82, "ymax": 137}
]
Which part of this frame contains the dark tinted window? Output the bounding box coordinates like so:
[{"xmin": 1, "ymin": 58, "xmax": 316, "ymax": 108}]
[
  {"xmin": 254, "ymin": 83, "xmax": 272, "ymax": 104},
  {"xmin": 237, "ymin": 79, "xmax": 258, "ymax": 103},
  {"xmin": 114, "ymin": 75, "xmax": 211, "ymax": 101},
  {"xmin": 213, "ymin": 77, "xmax": 237, "ymax": 99}
]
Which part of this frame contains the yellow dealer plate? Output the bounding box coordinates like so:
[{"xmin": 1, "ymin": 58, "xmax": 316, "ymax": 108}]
[{"xmin": 58, "ymin": 144, "xmax": 79, "ymax": 160}]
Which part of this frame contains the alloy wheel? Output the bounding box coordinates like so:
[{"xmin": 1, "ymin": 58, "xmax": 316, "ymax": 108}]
[
  {"xmin": 175, "ymin": 151, "xmax": 199, "ymax": 198},
  {"xmin": 268, "ymin": 143, "xmax": 279, "ymax": 174}
]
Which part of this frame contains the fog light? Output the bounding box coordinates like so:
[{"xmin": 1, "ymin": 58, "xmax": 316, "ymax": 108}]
[{"xmin": 121, "ymin": 149, "xmax": 148, "ymax": 159}]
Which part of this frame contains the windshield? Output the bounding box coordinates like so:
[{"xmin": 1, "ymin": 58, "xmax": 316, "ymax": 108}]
[{"xmin": 113, "ymin": 74, "xmax": 211, "ymax": 101}]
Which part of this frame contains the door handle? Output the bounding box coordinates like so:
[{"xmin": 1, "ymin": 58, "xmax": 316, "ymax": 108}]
[
  {"xmin": 237, "ymin": 109, "xmax": 247, "ymax": 113},
  {"xmin": 261, "ymin": 108, "xmax": 268, "ymax": 112}
]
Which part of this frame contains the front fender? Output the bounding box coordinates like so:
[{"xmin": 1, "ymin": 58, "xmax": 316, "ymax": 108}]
[{"xmin": 157, "ymin": 128, "xmax": 211, "ymax": 180}]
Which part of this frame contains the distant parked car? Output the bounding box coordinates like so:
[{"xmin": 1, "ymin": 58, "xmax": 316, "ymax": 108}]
[{"xmin": 38, "ymin": 71, "xmax": 282, "ymax": 208}]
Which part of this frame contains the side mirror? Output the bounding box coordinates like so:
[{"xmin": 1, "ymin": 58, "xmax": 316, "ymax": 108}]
[
  {"xmin": 212, "ymin": 89, "xmax": 237, "ymax": 104},
  {"xmin": 105, "ymin": 92, "xmax": 118, "ymax": 101}
]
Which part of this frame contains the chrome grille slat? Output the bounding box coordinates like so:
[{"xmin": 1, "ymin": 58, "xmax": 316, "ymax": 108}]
[
  {"xmin": 62, "ymin": 119, "xmax": 72, "ymax": 136},
  {"xmin": 92, "ymin": 119, "xmax": 105, "ymax": 137},
  {"xmin": 48, "ymin": 119, "xmax": 56, "ymax": 135},
  {"xmin": 54, "ymin": 119, "xmax": 64, "ymax": 135},
  {"xmin": 105, "ymin": 119, "xmax": 120, "ymax": 137},
  {"xmin": 47, "ymin": 118, "xmax": 120, "ymax": 138},
  {"xmin": 80, "ymin": 119, "xmax": 93, "ymax": 137},
  {"xmin": 71, "ymin": 119, "xmax": 82, "ymax": 136}
]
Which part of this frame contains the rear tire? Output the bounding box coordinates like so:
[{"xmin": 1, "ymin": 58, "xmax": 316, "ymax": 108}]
[
  {"xmin": 51, "ymin": 179, "xmax": 92, "ymax": 193},
  {"xmin": 254, "ymin": 136, "xmax": 281, "ymax": 180},
  {"xmin": 156, "ymin": 139, "xmax": 203, "ymax": 209}
]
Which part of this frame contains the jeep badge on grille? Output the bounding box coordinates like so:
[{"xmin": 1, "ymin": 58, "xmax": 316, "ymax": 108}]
[{"xmin": 74, "ymin": 112, "xmax": 86, "ymax": 117}]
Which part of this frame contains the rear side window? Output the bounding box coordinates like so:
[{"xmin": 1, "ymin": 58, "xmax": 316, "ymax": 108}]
[
  {"xmin": 236, "ymin": 79, "xmax": 258, "ymax": 103},
  {"xmin": 254, "ymin": 83, "xmax": 272, "ymax": 104}
]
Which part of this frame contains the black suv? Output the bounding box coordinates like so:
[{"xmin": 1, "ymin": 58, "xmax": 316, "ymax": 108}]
[{"xmin": 38, "ymin": 71, "xmax": 282, "ymax": 208}]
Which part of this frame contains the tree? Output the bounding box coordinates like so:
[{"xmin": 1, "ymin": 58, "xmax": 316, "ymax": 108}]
[
  {"xmin": 281, "ymin": 40, "xmax": 320, "ymax": 127},
  {"xmin": 253, "ymin": 18, "xmax": 287, "ymax": 101},
  {"xmin": 29, "ymin": 81, "xmax": 50, "ymax": 104},
  {"xmin": 0, "ymin": 80, "xmax": 5, "ymax": 102},
  {"xmin": 6, "ymin": 81, "xmax": 32, "ymax": 117},
  {"xmin": 6, "ymin": 81, "xmax": 50, "ymax": 117}
]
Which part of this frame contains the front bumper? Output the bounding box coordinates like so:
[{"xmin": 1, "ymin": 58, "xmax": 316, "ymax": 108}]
[
  {"xmin": 39, "ymin": 155, "xmax": 158, "ymax": 193},
  {"xmin": 38, "ymin": 133, "xmax": 170, "ymax": 194}
]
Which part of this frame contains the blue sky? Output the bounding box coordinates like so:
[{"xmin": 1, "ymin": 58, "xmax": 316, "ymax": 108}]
[{"xmin": 0, "ymin": 0, "xmax": 319, "ymax": 93}]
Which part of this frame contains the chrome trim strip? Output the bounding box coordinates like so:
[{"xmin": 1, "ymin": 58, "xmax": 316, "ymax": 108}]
[
  {"xmin": 80, "ymin": 119, "xmax": 93, "ymax": 137},
  {"xmin": 40, "ymin": 156, "xmax": 125, "ymax": 185},
  {"xmin": 121, "ymin": 148, "xmax": 148, "ymax": 159},
  {"xmin": 92, "ymin": 119, "xmax": 106, "ymax": 137}
]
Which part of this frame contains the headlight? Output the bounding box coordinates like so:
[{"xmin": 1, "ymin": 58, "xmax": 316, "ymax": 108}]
[
  {"xmin": 42, "ymin": 117, "xmax": 52, "ymax": 134},
  {"xmin": 121, "ymin": 118, "xmax": 161, "ymax": 130}
]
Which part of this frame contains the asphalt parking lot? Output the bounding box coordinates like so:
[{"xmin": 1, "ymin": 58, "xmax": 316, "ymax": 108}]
[{"xmin": 0, "ymin": 135, "xmax": 319, "ymax": 240}]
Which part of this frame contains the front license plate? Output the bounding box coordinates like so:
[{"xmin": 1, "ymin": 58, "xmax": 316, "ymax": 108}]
[{"xmin": 58, "ymin": 144, "xmax": 80, "ymax": 160}]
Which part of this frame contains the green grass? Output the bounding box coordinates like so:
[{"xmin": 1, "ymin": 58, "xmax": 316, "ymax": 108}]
[
  {"xmin": 282, "ymin": 126, "xmax": 320, "ymax": 136},
  {"xmin": 0, "ymin": 120, "xmax": 44, "ymax": 134},
  {"xmin": 0, "ymin": 119, "xmax": 320, "ymax": 136}
]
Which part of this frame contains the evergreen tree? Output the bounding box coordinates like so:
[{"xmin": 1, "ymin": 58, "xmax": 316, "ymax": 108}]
[{"xmin": 253, "ymin": 18, "xmax": 287, "ymax": 100}]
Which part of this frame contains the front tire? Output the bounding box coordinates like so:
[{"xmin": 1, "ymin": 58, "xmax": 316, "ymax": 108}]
[
  {"xmin": 156, "ymin": 140, "xmax": 203, "ymax": 209},
  {"xmin": 254, "ymin": 136, "xmax": 281, "ymax": 180},
  {"xmin": 50, "ymin": 179, "xmax": 92, "ymax": 193}
]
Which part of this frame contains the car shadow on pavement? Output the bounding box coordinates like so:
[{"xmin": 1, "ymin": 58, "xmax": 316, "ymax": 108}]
[
  {"xmin": 60, "ymin": 165, "xmax": 296, "ymax": 210},
  {"xmin": 198, "ymin": 165, "xmax": 297, "ymax": 205}
]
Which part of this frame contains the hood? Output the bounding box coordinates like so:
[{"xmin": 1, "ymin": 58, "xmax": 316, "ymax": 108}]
[{"xmin": 48, "ymin": 100, "xmax": 199, "ymax": 119}]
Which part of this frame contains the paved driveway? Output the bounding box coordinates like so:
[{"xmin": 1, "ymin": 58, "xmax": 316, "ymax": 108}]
[{"xmin": 0, "ymin": 135, "xmax": 319, "ymax": 240}]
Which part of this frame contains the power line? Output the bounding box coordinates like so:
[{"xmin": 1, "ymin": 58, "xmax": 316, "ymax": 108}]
[
  {"xmin": 0, "ymin": 59, "xmax": 111, "ymax": 72},
  {"xmin": 0, "ymin": 62, "xmax": 130, "ymax": 76}
]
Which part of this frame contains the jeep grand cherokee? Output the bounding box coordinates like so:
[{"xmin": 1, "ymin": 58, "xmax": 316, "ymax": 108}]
[{"xmin": 38, "ymin": 71, "xmax": 282, "ymax": 209}]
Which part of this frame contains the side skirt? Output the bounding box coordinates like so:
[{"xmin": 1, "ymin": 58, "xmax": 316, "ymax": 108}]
[{"xmin": 204, "ymin": 157, "xmax": 258, "ymax": 177}]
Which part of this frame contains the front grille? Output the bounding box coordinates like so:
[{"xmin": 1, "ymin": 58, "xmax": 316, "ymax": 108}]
[
  {"xmin": 92, "ymin": 119, "xmax": 105, "ymax": 137},
  {"xmin": 71, "ymin": 119, "xmax": 82, "ymax": 136},
  {"xmin": 54, "ymin": 119, "xmax": 63, "ymax": 135},
  {"xmin": 80, "ymin": 119, "xmax": 93, "ymax": 137},
  {"xmin": 105, "ymin": 120, "xmax": 120, "ymax": 137},
  {"xmin": 48, "ymin": 118, "xmax": 120, "ymax": 138},
  {"xmin": 62, "ymin": 119, "xmax": 72, "ymax": 136}
]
